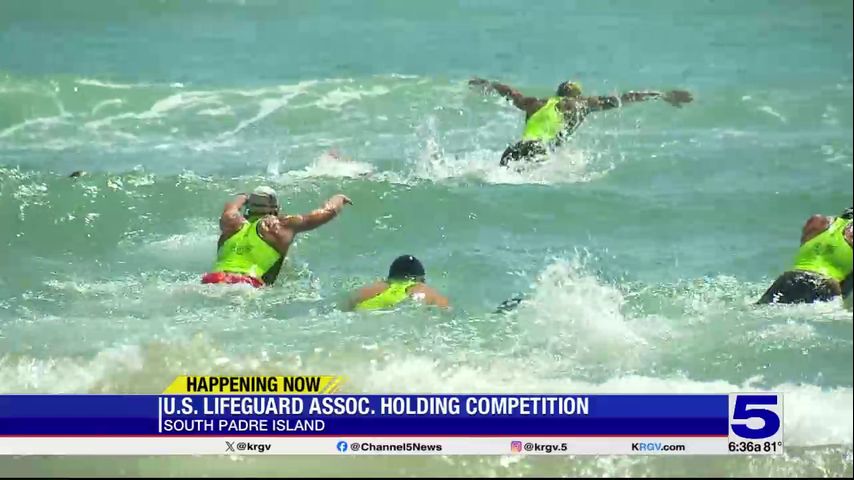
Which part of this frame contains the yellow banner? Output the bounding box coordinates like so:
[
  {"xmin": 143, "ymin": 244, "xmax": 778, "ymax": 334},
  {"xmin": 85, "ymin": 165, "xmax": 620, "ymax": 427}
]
[{"xmin": 162, "ymin": 375, "xmax": 345, "ymax": 394}]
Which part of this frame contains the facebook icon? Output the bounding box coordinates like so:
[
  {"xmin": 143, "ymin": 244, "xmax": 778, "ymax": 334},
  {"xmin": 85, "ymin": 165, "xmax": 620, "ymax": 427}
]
[{"xmin": 336, "ymin": 441, "xmax": 348, "ymax": 453}]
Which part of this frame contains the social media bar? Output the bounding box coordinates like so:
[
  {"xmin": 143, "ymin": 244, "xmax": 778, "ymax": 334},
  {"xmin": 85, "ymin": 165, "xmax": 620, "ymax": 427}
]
[{"xmin": 0, "ymin": 436, "xmax": 782, "ymax": 455}]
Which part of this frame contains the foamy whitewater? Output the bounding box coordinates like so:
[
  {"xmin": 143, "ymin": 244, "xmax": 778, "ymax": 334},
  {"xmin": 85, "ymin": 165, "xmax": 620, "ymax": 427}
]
[{"xmin": 1, "ymin": 0, "xmax": 852, "ymax": 477}]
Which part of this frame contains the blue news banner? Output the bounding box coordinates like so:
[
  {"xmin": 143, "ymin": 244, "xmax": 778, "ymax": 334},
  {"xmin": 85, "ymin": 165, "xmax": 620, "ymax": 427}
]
[{"xmin": 0, "ymin": 394, "xmax": 783, "ymax": 455}]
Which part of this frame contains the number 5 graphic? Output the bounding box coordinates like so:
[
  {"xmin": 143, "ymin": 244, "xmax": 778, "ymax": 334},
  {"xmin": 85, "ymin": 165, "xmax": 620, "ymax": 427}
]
[{"xmin": 730, "ymin": 395, "xmax": 781, "ymax": 439}]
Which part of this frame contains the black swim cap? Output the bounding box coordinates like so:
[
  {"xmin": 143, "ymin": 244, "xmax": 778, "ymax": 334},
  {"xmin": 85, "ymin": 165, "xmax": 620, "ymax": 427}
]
[
  {"xmin": 388, "ymin": 255, "xmax": 425, "ymax": 281},
  {"xmin": 842, "ymin": 206, "xmax": 853, "ymax": 220}
]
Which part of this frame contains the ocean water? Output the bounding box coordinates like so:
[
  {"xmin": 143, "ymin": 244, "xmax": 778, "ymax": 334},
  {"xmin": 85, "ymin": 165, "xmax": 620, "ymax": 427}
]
[{"xmin": 1, "ymin": 0, "xmax": 852, "ymax": 477}]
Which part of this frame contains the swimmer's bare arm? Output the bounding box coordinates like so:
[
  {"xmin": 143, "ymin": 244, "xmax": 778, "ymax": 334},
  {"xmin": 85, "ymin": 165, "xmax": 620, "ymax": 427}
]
[
  {"xmin": 844, "ymin": 222, "xmax": 853, "ymax": 248},
  {"xmin": 410, "ymin": 284, "xmax": 450, "ymax": 309},
  {"xmin": 801, "ymin": 214, "xmax": 831, "ymax": 245},
  {"xmin": 280, "ymin": 194, "xmax": 352, "ymax": 234},
  {"xmin": 469, "ymin": 77, "xmax": 543, "ymax": 115},
  {"xmin": 585, "ymin": 90, "xmax": 694, "ymax": 112},
  {"xmin": 219, "ymin": 194, "xmax": 248, "ymax": 236}
]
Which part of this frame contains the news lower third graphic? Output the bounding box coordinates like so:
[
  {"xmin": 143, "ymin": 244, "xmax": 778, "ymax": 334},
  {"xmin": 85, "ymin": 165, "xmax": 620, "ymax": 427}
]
[{"xmin": 0, "ymin": 376, "xmax": 784, "ymax": 455}]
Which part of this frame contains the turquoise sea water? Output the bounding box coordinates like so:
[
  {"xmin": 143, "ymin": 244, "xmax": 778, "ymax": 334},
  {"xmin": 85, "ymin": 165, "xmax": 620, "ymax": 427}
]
[{"xmin": 0, "ymin": 0, "xmax": 852, "ymax": 476}]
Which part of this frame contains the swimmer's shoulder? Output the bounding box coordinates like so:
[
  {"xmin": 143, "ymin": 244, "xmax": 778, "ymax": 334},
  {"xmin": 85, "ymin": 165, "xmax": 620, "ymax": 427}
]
[{"xmin": 408, "ymin": 283, "xmax": 449, "ymax": 308}]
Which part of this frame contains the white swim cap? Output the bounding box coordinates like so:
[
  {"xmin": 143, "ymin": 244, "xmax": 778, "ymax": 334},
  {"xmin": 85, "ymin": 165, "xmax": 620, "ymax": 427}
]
[{"xmin": 247, "ymin": 186, "xmax": 279, "ymax": 214}]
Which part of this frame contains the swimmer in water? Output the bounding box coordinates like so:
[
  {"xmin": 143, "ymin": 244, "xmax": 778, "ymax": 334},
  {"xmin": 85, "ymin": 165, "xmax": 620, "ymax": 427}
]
[
  {"xmin": 348, "ymin": 255, "xmax": 449, "ymax": 310},
  {"xmin": 201, "ymin": 186, "xmax": 352, "ymax": 288},
  {"xmin": 469, "ymin": 77, "xmax": 693, "ymax": 167},
  {"xmin": 495, "ymin": 294, "xmax": 526, "ymax": 314},
  {"xmin": 757, "ymin": 206, "xmax": 853, "ymax": 304}
]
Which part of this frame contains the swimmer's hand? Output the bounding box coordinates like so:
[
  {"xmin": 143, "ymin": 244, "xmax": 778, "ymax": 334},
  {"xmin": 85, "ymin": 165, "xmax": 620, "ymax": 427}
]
[
  {"xmin": 468, "ymin": 77, "xmax": 490, "ymax": 89},
  {"xmin": 662, "ymin": 90, "xmax": 693, "ymax": 107},
  {"xmin": 325, "ymin": 194, "xmax": 353, "ymax": 213}
]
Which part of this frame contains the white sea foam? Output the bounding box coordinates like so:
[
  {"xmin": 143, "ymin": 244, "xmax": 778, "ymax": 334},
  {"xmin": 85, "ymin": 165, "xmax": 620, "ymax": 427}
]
[
  {"xmin": 75, "ymin": 78, "xmax": 149, "ymax": 90},
  {"xmin": 0, "ymin": 115, "xmax": 70, "ymax": 140},
  {"xmin": 315, "ymin": 85, "xmax": 391, "ymax": 111},
  {"xmin": 758, "ymin": 105, "xmax": 787, "ymax": 123},
  {"xmin": 275, "ymin": 150, "xmax": 376, "ymax": 181}
]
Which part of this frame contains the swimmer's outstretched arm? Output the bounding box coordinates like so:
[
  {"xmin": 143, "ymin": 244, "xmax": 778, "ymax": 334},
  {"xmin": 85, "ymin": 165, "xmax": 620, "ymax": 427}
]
[
  {"xmin": 585, "ymin": 90, "xmax": 693, "ymax": 112},
  {"xmin": 469, "ymin": 77, "xmax": 541, "ymax": 113},
  {"xmin": 281, "ymin": 194, "xmax": 352, "ymax": 233}
]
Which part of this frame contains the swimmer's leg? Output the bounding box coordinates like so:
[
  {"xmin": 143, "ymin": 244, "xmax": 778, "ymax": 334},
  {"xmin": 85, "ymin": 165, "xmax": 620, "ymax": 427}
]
[
  {"xmin": 757, "ymin": 271, "xmax": 840, "ymax": 304},
  {"xmin": 500, "ymin": 141, "xmax": 547, "ymax": 167},
  {"xmin": 841, "ymin": 273, "xmax": 853, "ymax": 298}
]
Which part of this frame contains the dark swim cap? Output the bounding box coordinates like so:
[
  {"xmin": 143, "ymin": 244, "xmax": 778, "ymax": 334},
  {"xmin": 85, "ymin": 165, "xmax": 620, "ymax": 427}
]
[
  {"xmin": 388, "ymin": 255, "xmax": 425, "ymax": 280},
  {"xmin": 842, "ymin": 206, "xmax": 853, "ymax": 220}
]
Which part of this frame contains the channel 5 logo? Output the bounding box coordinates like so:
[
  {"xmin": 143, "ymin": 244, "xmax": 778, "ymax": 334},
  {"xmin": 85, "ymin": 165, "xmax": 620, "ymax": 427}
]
[{"xmin": 728, "ymin": 394, "xmax": 783, "ymax": 441}]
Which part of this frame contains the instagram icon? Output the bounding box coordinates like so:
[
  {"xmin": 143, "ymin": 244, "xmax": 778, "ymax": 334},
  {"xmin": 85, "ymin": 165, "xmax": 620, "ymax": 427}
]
[{"xmin": 510, "ymin": 441, "xmax": 523, "ymax": 453}]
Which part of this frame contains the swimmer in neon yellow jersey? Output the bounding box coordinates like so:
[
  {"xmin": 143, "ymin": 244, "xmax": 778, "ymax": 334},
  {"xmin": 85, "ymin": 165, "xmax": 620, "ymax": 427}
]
[
  {"xmin": 201, "ymin": 186, "xmax": 352, "ymax": 288},
  {"xmin": 469, "ymin": 77, "xmax": 693, "ymax": 167},
  {"xmin": 758, "ymin": 206, "xmax": 853, "ymax": 304},
  {"xmin": 348, "ymin": 255, "xmax": 450, "ymax": 310}
]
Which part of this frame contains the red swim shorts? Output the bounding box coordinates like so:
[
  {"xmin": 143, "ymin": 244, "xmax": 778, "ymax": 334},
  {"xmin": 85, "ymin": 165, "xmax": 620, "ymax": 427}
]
[{"xmin": 201, "ymin": 272, "xmax": 264, "ymax": 288}]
